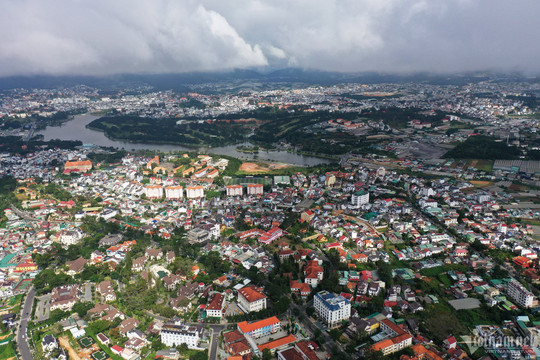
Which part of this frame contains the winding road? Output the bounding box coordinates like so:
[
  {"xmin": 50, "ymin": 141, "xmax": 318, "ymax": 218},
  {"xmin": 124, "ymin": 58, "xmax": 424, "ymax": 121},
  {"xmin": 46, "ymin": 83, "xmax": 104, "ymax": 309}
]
[{"xmin": 17, "ymin": 287, "xmax": 35, "ymax": 360}]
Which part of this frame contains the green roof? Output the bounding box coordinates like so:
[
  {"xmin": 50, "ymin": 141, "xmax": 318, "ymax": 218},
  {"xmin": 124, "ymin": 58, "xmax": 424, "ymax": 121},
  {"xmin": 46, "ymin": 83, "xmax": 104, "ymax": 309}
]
[{"xmin": 0, "ymin": 253, "xmax": 18, "ymax": 268}]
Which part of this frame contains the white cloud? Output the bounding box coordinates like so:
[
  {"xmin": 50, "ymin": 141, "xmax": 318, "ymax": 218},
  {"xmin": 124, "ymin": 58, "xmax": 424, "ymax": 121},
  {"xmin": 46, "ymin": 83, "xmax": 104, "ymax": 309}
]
[{"xmin": 0, "ymin": 0, "xmax": 538, "ymax": 76}]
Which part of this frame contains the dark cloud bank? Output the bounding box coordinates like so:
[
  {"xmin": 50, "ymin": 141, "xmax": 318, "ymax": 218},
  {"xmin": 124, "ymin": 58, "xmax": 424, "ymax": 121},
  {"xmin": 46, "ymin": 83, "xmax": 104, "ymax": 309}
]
[{"xmin": 1, "ymin": 0, "xmax": 539, "ymax": 77}]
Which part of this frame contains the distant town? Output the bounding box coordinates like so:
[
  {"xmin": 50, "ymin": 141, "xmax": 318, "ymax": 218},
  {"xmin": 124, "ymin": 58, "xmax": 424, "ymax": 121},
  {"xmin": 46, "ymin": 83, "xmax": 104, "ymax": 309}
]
[{"xmin": 0, "ymin": 77, "xmax": 540, "ymax": 360}]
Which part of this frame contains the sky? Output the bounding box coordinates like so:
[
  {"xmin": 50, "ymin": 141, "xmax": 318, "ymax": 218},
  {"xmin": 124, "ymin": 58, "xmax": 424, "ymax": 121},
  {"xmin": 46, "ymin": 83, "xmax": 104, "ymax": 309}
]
[{"xmin": 1, "ymin": 0, "xmax": 539, "ymax": 76}]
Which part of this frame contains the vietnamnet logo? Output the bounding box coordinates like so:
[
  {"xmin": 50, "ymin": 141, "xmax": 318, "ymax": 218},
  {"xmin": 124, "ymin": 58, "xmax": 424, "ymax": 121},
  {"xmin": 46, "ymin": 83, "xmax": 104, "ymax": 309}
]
[{"xmin": 461, "ymin": 332, "xmax": 536, "ymax": 355}]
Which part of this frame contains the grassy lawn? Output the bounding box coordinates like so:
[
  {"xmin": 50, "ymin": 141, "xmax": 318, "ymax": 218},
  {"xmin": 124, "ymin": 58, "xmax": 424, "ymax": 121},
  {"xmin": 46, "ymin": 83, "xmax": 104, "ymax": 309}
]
[
  {"xmin": 438, "ymin": 274, "xmax": 453, "ymax": 287},
  {"xmin": 521, "ymin": 218, "xmax": 540, "ymax": 226},
  {"xmin": 0, "ymin": 342, "xmax": 16, "ymax": 359}
]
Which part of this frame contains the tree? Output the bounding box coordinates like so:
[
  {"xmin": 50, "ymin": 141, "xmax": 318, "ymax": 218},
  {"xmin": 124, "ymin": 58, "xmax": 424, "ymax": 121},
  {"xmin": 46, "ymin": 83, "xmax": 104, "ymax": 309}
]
[
  {"xmin": 189, "ymin": 350, "xmax": 208, "ymax": 360},
  {"xmin": 72, "ymin": 301, "xmax": 94, "ymax": 318},
  {"xmin": 49, "ymin": 309, "xmax": 68, "ymax": 323},
  {"xmin": 88, "ymin": 320, "xmax": 113, "ymax": 334},
  {"xmin": 329, "ymin": 329, "xmax": 342, "ymax": 342},
  {"xmin": 362, "ymin": 348, "xmax": 385, "ymax": 360},
  {"xmin": 262, "ymin": 348, "xmax": 272, "ymax": 360}
]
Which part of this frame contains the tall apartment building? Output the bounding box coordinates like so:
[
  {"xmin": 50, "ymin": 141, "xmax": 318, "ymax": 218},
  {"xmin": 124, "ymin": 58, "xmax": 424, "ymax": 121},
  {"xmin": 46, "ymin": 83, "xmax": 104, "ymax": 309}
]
[
  {"xmin": 507, "ymin": 279, "xmax": 537, "ymax": 308},
  {"xmin": 247, "ymin": 184, "xmax": 264, "ymax": 196},
  {"xmin": 313, "ymin": 290, "xmax": 351, "ymax": 328},
  {"xmin": 186, "ymin": 186, "xmax": 204, "ymax": 199},
  {"xmin": 144, "ymin": 185, "xmax": 163, "ymax": 199},
  {"xmin": 351, "ymin": 190, "xmax": 369, "ymax": 207},
  {"xmin": 226, "ymin": 185, "xmax": 243, "ymax": 197},
  {"xmin": 165, "ymin": 186, "xmax": 183, "ymax": 200}
]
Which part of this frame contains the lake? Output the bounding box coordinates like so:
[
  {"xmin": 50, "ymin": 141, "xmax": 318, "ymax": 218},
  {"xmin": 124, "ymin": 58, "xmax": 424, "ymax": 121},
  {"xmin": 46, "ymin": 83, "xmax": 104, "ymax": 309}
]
[{"xmin": 37, "ymin": 114, "xmax": 333, "ymax": 166}]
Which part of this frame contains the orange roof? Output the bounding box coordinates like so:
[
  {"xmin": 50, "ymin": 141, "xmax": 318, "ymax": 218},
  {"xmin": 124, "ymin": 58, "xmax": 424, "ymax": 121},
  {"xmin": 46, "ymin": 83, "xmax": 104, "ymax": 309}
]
[
  {"xmin": 238, "ymin": 286, "xmax": 267, "ymax": 303},
  {"xmin": 258, "ymin": 335, "xmax": 296, "ymax": 351},
  {"xmin": 411, "ymin": 344, "xmax": 444, "ymax": 360},
  {"xmin": 382, "ymin": 319, "xmax": 406, "ymax": 335},
  {"xmin": 187, "ymin": 186, "xmax": 204, "ymax": 190},
  {"xmin": 238, "ymin": 316, "xmax": 280, "ymax": 334},
  {"xmin": 247, "ymin": 184, "xmax": 263, "ymax": 187},
  {"xmin": 392, "ymin": 333, "xmax": 412, "ymax": 344},
  {"xmin": 65, "ymin": 160, "xmax": 92, "ymax": 167},
  {"xmin": 372, "ymin": 339, "xmax": 394, "ymax": 351}
]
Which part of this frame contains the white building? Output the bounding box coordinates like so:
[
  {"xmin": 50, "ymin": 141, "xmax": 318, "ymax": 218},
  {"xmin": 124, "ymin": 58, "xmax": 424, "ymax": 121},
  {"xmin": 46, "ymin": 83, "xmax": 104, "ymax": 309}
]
[
  {"xmin": 237, "ymin": 286, "xmax": 267, "ymax": 313},
  {"xmin": 507, "ymin": 279, "xmax": 537, "ymax": 308},
  {"xmin": 145, "ymin": 185, "xmax": 163, "ymax": 199},
  {"xmin": 59, "ymin": 230, "xmax": 82, "ymax": 246},
  {"xmin": 160, "ymin": 321, "xmax": 202, "ymax": 349},
  {"xmin": 226, "ymin": 185, "xmax": 243, "ymax": 197},
  {"xmin": 165, "ymin": 186, "xmax": 183, "ymax": 200},
  {"xmin": 247, "ymin": 184, "xmax": 264, "ymax": 196},
  {"xmin": 206, "ymin": 293, "xmax": 225, "ymax": 318},
  {"xmin": 186, "ymin": 186, "xmax": 204, "ymax": 199},
  {"xmin": 351, "ymin": 191, "xmax": 369, "ymax": 207},
  {"xmin": 313, "ymin": 290, "xmax": 351, "ymax": 328}
]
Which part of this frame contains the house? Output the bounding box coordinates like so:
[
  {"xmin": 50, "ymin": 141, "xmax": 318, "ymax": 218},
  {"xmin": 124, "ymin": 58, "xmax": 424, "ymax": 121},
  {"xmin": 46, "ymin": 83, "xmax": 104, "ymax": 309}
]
[
  {"xmin": 171, "ymin": 296, "xmax": 192, "ymax": 313},
  {"xmin": 66, "ymin": 257, "xmax": 87, "ymax": 276},
  {"xmin": 155, "ymin": 349, "xmax": 180, "ymax": 360},
  {"xmin": 97, "ymin": 333, "xmax": 110, "ymax": 345},
  {"xmin": 50, "ymin": 285, "xmax": 80, "ymax": 311},
  {"xmin": 166, "ymin": 251, "xmax": 176, "ymax": 264},
  {"xmin": 42, "ymin": 334, "xmax": 58, "ymax": 352},
  {"xmin": 290, "ymin": 280, "xmax": 311, "ymax": 298},
  {"xmin": 119, "ymin": 317, "xmax": 141, "ymax": 336},
  {"xmin": 177, "ymin": 282, "xmax": 200, "ymax": 300},
  {"xmin": 132, "ymin": 256, "xmax": 147, "ymax": 272},
  {"xmin": 146, "ymin": 248, "xmax": 163, "ymax": 260},
  {"xmin": 303, "ymin": 260, "xmax": 324, "ymax": 287},
  {"xmin": 207, "ymin": 293, "xmax": 226, "ymax": 318},
  {"xmin": 163, "ymin": 275, "xmax": 183, "ymax": 291},
  {"xmin": 97, "ymin": 280, "xmax": 116, "ymax": 302}
]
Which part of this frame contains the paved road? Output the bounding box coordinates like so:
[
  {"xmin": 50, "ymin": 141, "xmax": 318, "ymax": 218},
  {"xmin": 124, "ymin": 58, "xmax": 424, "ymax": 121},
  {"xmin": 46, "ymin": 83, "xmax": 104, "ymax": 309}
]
[
  {"xmin": 10, "ymin": 204, "xmax": 39, "ymax": 222},
  {"xmin": 17, "ymin": 287, "xmax": 35, "ymax": 360},
  {"xmin": 207, "ymin": 324, "xmax": 226, "ymax": 360},
  {"xmin": 290, "ymin": 302, "xmax": 343, "ymax": 356},
  {"xmin": 82, "ymin": 283, "xmax": 92, "ymax": 302}
]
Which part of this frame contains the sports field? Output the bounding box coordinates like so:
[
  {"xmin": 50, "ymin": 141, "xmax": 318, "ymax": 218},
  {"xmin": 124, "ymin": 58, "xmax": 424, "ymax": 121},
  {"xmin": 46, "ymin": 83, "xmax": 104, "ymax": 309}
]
[
  {"xmin": 78, "ymin": 336, "xmax": 94, "ymax": 348},
  {"xmin": 91, "ymin": 350, "xmax": 107, "ymax": 360}
]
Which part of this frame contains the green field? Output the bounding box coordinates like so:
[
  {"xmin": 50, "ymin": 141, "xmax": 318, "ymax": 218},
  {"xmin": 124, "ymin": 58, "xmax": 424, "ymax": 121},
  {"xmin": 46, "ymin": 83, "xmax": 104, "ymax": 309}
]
[
  {"xmin": 0, "ymin": 342, "xmax": 16, "ymax": 359},
  {"xmin": 465, "ymin": 159, "xmax": 494, "ymax": 172},
  {"xmin": 91, "ymin": 350, "xmax": 107, "ymax": 360},
  {"xmin": 78, "ymin": 336, "xmax": 94, "ymax": 348}
]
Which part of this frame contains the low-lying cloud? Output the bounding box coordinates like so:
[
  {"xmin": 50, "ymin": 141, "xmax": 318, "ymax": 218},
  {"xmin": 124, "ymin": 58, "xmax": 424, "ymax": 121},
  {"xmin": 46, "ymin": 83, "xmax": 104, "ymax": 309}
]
[{"xmin": 0, "ymin": 0, "xmax": 538, "ymax": 76}]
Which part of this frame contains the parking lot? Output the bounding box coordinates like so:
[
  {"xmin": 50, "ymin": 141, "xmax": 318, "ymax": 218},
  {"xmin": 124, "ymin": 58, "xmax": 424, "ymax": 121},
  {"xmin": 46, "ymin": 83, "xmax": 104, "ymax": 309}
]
[
  {"xmin": 35, "ymin": 294, "xmax": 51, "ymax": 322},
  {"xmin": 224, "ymin": 301, "xmax": 244, "ymax": 317}
]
